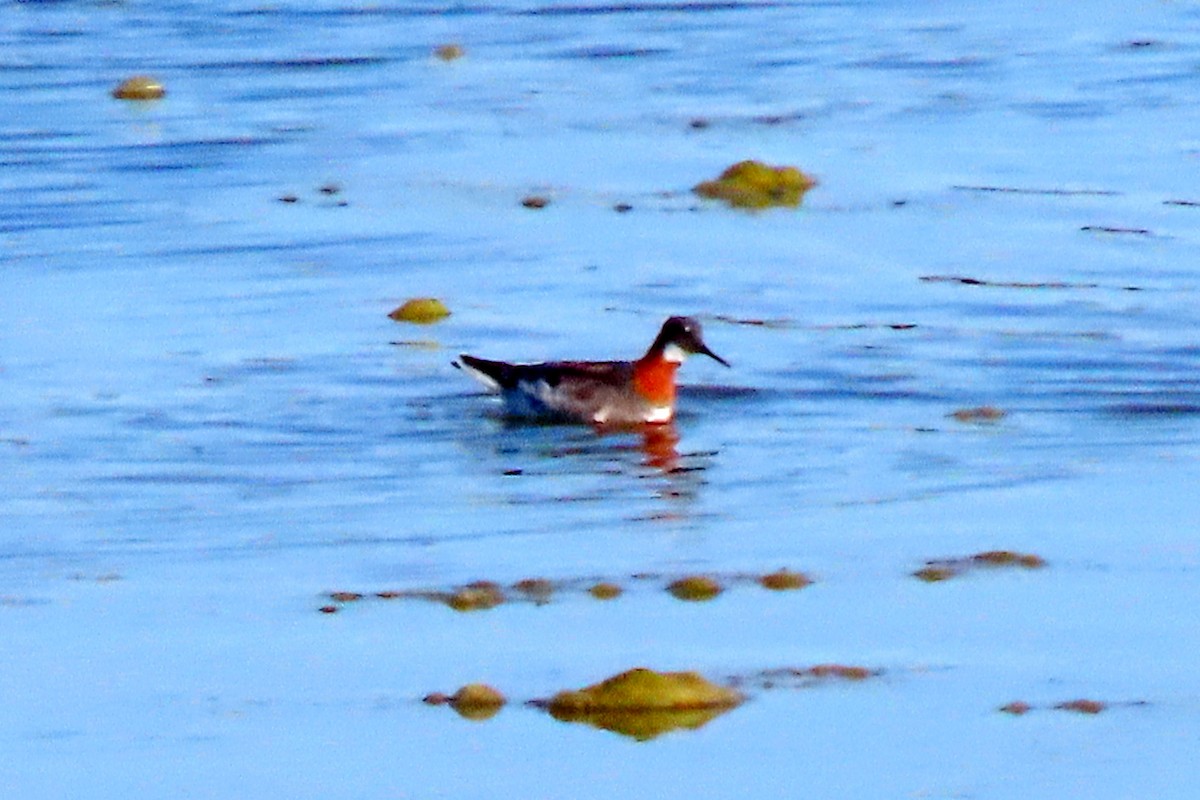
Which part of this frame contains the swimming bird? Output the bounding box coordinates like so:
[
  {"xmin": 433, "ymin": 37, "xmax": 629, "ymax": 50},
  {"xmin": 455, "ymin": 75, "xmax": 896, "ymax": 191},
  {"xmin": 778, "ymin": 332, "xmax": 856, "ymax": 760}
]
[{"xmin": 454, "ymin": 316, "xmax": 729, "ymax": 425}]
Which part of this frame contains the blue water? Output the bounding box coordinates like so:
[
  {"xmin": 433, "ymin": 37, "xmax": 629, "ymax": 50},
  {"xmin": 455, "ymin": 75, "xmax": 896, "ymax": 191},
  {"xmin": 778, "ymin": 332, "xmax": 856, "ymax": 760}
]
[{"xmin": 4, "ymin": 1, "xmax": 1200, "ymax": 797}]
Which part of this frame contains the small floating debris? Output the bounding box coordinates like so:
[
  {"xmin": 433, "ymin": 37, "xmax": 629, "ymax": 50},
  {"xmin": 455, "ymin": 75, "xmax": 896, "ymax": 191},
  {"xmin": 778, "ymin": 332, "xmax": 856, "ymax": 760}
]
[
  {"xmin": 521, "ymin": 195, "xmax": 550, "ymax": 209},
  {"xmin": 693, "ymin": 159, "xmax": 816, "ymax": 209},
  {"xmin": 758, "ymin": 568, "xmax": 812, "ymax": 591},
  {"xmin": 914, "ymin": 550, "xmax": 1047, "ymax": 582},
  {"xmin": 920, "ymin": 274, "xmax": 1097, "ymax": 290},
  {"xmin": 425, "ymin": 683, "xmax": 506, "ymax": 720},
  {"xmin": 111, "ymin": 75, "xmax": 166, "ymax": 100},
  {"xmin": 445, "ymin": 580, "xmax": 505, "ymax": 612},
  {"xmin": 278, "ymin": 193, "xmax": 300, "ymax": 204},
  {"xmin": 951, "ymin": 184, "xmax": 1119, "ymax": 197},
  {"xmin": 998, "ymin": 700, "xmax": 1033, "ymax": 715},
  {"xmin": 317, "ymin": 605, "xmax": 339, "ymax": 614},
  {"xmin": 434, "ymin": 43, "xmax": 465, "ymax": 61},
  {"xmin": 1080, "ymin": 224, "xmax": 1152, "ymax": 236},
  {"xmin": 389, "ymin": 298, "xmax": 451, "ymax": 324},
  {"xmin": 613, "ymin": 202, "xmax": 633, "ymax": 213},
  {"xmin": 711, "ymin": 314, "xmax": 792, "ymax": 328},
  {"xmin": 318, "ymin": 183, "xmax": 341, "ymax": 196},
  {"xmin": 666, "ymin": 575, "xmax": 723, "ymax": 601},
  {"xmin": 328, "ymin": 591, "xmax": 364, "ymax": 603},
  {"xmin": 949, "ymin": 405, "xmax": 1007, "ymax": 423}
]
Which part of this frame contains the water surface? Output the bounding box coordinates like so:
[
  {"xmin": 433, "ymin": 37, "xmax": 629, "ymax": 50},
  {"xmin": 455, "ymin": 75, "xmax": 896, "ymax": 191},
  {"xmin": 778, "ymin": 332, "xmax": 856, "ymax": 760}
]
[{"xmin": 3, "ymin": 1, "xmax": 1200, "ymax": 798}]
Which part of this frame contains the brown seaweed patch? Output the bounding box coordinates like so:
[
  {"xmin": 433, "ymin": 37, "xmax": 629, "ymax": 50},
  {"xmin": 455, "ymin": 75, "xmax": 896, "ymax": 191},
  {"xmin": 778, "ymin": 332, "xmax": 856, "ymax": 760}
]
[
  {"xmin": 112, "ymin": 75, "xmax": 166, "ymax": 100},
  {"xmin": 1056, "ymin": 698, "xmax": 1107, "ymax": 714},
  {"xmin": 735, "ymin": 664, "xmax": 880, "ymax": 690},
  {"xmin": 389, "ymin": 298, "xmax": 450, "ymax": 324},
  {"xmin": 950, "ymin": 406, "xmax": 1007, "ymax": 423},
  {"xmin": 972, "ymin": 550, "xmax": 1046, "ymax": 569},
  {"xmin": 694, "ymin": 160, "xmax": 816, "ymax": 209},
  {"xmin": 667, "ymin": 575, "xmax": 723, "ymax": 601},
  {"xmin": 445, "ymin": 581, "xmax": 506, "ymax": 612},
  {"xmin": 513, "ymin": 577, "xmax": 555, "ymax": 604},
  {"xmin": 317, "ymin": 605, "xmax": 339, "ymax": 614},
  {"xmin": 327, "ymin": 591, "xmax": 364, "ymax": 603},
  {"xmin": 913, "ymin": 565, "xmax": 959, "ymax": 582},
  {"xmin": 1002, "ymin": 698, "xmax": 1143, "ymax": 715},
  {"xmin": 806, "ymin": 664, "xmax": 875, "ymax": 681},
  {"xmin": 759, "ymin": 568, "xmax": 812, "ymax": 591},
  {"xmin": 916, "ymin": 550, "xmax": 1046, "ymax": 582},
  {"xmin": 588, "ymin": 581, "xmax": 623, "ymax": 600},
  {"xmin": 521, "ymin": 195, "xmax": 550, "ymax": 209}
]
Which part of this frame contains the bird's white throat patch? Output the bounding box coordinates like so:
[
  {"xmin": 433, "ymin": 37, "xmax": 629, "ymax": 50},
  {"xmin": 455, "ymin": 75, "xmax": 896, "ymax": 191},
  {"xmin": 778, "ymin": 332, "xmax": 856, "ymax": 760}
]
[{"xmin": 662, "ymin": 342, "xmax": 688, "ymax": 363}]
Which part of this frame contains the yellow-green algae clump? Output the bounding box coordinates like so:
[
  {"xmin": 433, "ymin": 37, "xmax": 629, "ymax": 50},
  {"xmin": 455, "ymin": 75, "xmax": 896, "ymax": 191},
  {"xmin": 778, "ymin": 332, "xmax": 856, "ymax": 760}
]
[
  {"xmin": 112, "ymin": 75, "xmax": 166, "ymax": 100},
  {"xmin": 389, "ymin": 297, "xmax": 451, "ymax": 324},
  {"xmin": 548, "ymin": 668, "xmax": 742, "ymax": 713},
  {"xmin": 546, "ymin": 668, "xmax": 743, "ymax": 741},
  {"xmin": 694, "ymin": 160, "xmax": 816, "ymax": 209},
  {"xmin": 424, "ymin": 683, "xmax": 506, "ymax": 721}
]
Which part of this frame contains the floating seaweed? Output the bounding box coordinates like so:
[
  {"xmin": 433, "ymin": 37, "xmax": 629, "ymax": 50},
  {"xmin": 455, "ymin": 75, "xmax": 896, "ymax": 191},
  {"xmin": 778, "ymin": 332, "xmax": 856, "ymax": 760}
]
[
  {"xmin": 540, "ymin": 668, "xmax": 741, "ymax": 739},
  {"xmin": 758, "ymin": 568, "xmax": 812, "ymax": 591},
  {"xmin": 389, "ymin": 298, "xmax": 451, "ymax": 324},
  {"xmin": 434, "ymin": 44, "xmax": 465, "ymax": 61},
  {"xmin": 666, "ymin": 575, "xmax": 723, "ymax": 601},
  {"xmin": 445, "ymin": 581, "xmax": 506, "ymax": 612},
  {"xmin": 425, "ymin": 684, "xmax": 506, "ymax": 720},
  {"xmin": 112, "ymin": 75, "xmax": 166, "ymax": 100},
  {"xmin": 914, "ymin": 550, "xmax": 1047, "ymax": 582},
  {"xmin": 949, "ymin": 406, "xmax": 1007, "ymax": 423},
  {"xmin": 693, "ymin": 160, "xmax": 816, "ymax": 209}
]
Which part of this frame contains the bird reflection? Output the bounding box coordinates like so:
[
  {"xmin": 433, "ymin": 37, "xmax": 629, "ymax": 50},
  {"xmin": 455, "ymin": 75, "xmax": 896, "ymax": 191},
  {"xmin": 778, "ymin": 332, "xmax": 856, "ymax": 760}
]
[{"xmin": 473, "ymin": 417, "xmax": 714, "ymax": 512}]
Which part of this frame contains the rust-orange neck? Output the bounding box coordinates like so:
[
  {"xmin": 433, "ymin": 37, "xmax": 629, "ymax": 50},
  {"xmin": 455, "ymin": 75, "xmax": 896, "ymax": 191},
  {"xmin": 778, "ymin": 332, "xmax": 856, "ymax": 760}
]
[{"xmin": 632, "ymin": 355, "xmax": 678, "ymax": 406}]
